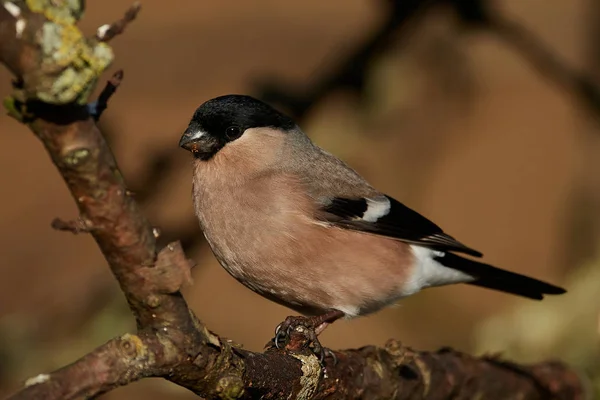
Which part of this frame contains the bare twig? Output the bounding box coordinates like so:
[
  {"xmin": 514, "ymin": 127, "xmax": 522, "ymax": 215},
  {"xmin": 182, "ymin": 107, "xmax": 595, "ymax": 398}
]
[
  {"xmin": 51, "ymin": 217, "xmax": 94, "ymax": 234},
  {"xmin": 88, "ymin": 70, "xmax": 124, "ymax": 121},
  {"xmin": 96, "ymin": 2, "xmax": 141, "ymax": 42},
  {"xmin": 0, "ymin": 2, "xmax": 584, "ymax": 399}
]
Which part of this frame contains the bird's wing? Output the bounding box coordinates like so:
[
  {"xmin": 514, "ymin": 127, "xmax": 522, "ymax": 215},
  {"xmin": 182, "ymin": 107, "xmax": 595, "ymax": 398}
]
[
  {"xmin": 288, "ymin": 146, "xmax": 482, "ymax": 257},
  {"xmin": 316, "ymin": 195, "xmax": 483, "ymax": 257}
]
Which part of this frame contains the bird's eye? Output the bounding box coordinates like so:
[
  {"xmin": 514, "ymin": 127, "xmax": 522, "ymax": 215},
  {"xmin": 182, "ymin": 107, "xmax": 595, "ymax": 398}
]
[{"xmin": 225, "ymin": 126, "xmax": 243, "ymax": 140}]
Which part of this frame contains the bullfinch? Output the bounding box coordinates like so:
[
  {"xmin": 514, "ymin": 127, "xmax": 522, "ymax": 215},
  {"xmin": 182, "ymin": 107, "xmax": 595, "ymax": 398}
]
[{"xmin": 179, "ymin": 94, "xmax": 565, "ymax": 348}]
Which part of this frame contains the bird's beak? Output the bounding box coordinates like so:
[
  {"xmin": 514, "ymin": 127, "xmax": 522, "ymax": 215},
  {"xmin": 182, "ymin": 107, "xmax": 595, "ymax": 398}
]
[{"xmin": 179, "ymin": 129, "xmax": 206, "ymax": 153}]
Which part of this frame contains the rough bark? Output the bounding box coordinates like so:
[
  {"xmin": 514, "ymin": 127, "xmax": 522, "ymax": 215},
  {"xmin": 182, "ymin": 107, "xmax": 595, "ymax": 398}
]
[{"xmin": 0, "ymin": 1, "xmax": 584, "ymax": 399}]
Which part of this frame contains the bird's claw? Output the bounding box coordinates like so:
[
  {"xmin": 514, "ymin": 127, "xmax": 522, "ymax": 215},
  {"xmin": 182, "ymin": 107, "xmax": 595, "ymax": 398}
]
[
  {"xmin": 272, "ymin": 315, "xmax": 337, "ymax": 368},
  {"xmin": 274, "ymin": 315, "xmax": 312, "ymax": 349},
  {"xmin": 274, "ymin": 322, "xmax": 287, "ymax": 349},
  {"xmin": 322, "ymin": 347, "xmax": 338, "ymax": 366}
]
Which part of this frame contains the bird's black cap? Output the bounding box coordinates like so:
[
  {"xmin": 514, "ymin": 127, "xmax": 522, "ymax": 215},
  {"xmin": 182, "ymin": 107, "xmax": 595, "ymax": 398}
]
[
  {"xmin": 180, "ymin": 95, "xmax": 296, "ymax": 159},
  {"xmin": 190, "ymin": 94, "xmax": 295, "ymax": 136}
]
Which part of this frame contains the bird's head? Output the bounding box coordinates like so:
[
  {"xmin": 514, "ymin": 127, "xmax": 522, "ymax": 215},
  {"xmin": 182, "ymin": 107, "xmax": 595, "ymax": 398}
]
[{"xmin": 179, "ymin": 95, "xmax": 297, "ymax": 161}]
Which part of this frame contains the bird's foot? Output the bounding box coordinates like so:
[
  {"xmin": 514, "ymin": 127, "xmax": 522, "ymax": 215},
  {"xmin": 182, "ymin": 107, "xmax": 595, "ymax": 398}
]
[{"xmin": 272, "ymin": 315, "xmax": 337, "ymax": 367}]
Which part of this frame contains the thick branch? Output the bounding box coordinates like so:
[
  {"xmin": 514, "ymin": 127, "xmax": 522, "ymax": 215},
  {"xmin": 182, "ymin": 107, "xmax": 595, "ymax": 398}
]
[
  {"xmin": 0, "ymin": 1, "xmax": 585, "ymax": 399},
  {"xmin": 8, "ymin": 335, "xmax": 156, "ymax": 399},
  {"xmin": 7, "ymin": 334, "xmax": 584, "ymax": 400}
]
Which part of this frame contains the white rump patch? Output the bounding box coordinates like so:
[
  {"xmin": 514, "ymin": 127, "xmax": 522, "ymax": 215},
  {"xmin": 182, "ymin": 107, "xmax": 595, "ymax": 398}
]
[
  {"xmin": 333, "ymin": 304, "xmax": 359, "ymax": 318},
  {"xmin": 403, "ymin": 245, "xmax": 474, "ymax": 295},
  {"xmin": 362, "ymin": 197, "xmax": 391, "ymax": 222}
]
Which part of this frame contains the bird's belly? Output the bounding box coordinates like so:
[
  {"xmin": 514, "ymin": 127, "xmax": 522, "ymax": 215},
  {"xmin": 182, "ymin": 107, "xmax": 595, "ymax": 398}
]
[
  {"xmin": 200, "ymin": 212, "xmax": 417, "ymax": 317},
  {"xmin": 200, "ymin": 218, "xmax": 324, "ymax": 313}
]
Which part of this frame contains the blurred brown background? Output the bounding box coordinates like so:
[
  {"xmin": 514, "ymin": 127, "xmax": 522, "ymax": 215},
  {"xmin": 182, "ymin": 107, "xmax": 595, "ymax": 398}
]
[{"xmin": 0, "ymin": 0, "xmax": 597, "ymax": 398}]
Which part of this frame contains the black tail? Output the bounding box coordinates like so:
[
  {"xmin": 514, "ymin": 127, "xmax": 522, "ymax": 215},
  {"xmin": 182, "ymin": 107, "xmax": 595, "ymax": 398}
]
[{"xmin": 434, "ymin": 252, "xmax": 566, "ymax": 300}]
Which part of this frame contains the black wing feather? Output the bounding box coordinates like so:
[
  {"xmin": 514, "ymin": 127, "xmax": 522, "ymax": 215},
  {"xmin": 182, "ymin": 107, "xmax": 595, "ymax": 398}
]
[{"xmin": 319, "ymin": 196, "xmax": 483, "ymax": 257}]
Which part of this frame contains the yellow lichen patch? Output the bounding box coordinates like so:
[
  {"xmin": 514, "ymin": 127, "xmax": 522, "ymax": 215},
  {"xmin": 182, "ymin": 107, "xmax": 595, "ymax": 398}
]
[
  {"xmin": 22, "ymin": 0, "xmax": 112, "ymax": 104},
  {"xmin": 216, "ymin": 375, "xmax": 245, "ymax": 399},
  {"xmin": 63, "ymin": 147, "xmax": 90, "ymax": 166},
  {"xmin": 37, "ymin": 21, "xmax": 112, "ymax": 104},
  {"xmin": 26, "ymin": 0, "xmax": 85, "ymax": 25},
  {"xmin": 367, "ymin": 358, "xmax": 385, "ymax": 379},
  {"xmin": 203, "ymin": 326, "xmax": 221, "ymax": 348},
  {"xmin": 290, "ymin": 353, "xmax": 321, "ymax": 400},
  {"xmin": 412, "ymin": 356, "xmax": 431, "ymax": 397},
  {"xmin": 119, "ymin": 333, "xmax": 148, "ymax": 361}
]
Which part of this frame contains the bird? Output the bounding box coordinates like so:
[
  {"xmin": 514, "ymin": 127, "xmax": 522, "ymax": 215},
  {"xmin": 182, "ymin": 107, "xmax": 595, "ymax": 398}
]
[{"xmin": 179, "ymin": 94, "xmax": 566, "ymax": 351}]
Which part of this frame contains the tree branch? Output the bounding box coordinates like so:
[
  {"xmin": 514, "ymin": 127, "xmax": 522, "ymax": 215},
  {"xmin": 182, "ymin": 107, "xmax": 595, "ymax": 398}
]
[
  {"xmin": 0, "ymin": 1, "xmax": 585, "ymax": 399},
  {"xmin": 11, "ymin": 335, "xmax": 154, "ymax": 399}
]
